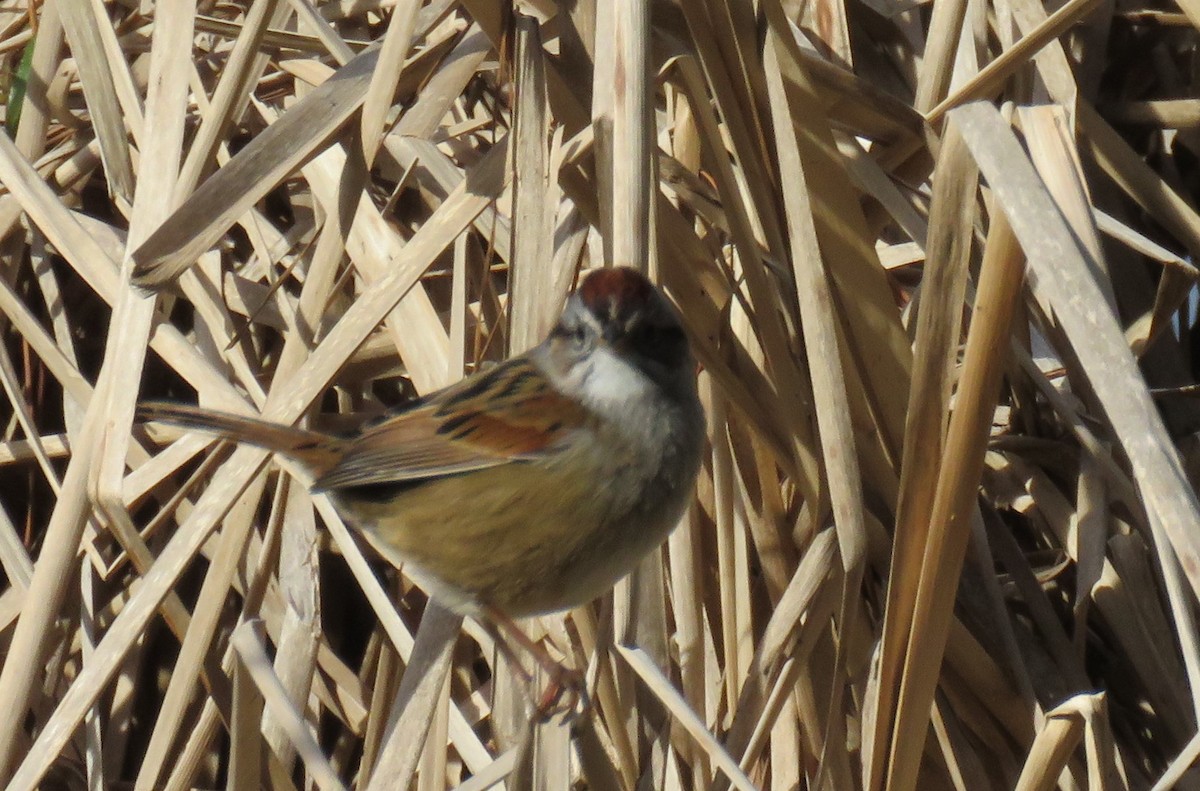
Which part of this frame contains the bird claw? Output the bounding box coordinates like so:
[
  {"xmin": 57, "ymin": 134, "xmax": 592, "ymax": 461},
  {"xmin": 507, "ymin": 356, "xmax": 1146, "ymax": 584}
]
[{"xmin": 533, "ymin": 665, "xmax": 589, "ymax": 725}]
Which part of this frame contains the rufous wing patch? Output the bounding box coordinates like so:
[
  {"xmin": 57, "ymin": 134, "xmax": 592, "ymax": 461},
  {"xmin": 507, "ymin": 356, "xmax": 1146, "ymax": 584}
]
[{"xmin": 312, "ymin": 359, "xmax": 589, "ymax": 491}]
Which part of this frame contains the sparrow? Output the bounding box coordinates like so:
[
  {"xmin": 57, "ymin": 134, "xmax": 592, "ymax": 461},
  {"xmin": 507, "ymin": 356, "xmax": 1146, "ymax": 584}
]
[{"xmin": 140, "ymin": 266, "xmax": 706, "ymax": 715}]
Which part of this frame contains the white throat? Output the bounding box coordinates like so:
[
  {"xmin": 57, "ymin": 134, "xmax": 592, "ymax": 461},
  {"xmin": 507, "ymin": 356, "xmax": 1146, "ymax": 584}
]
[{"xmin": 576, "ymin": 346, "xmax": 654, "ymax": 416}]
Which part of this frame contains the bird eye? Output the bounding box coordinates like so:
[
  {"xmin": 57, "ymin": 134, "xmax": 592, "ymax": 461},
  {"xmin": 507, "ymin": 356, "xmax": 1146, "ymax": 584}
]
[{"xmin": 551, "ymin": 322, "xmax": 589, "ymax": 348}]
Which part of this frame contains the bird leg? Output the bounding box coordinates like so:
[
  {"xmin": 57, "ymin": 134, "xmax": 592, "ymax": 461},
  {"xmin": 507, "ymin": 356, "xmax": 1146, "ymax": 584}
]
[{"xmin": 483, "ymin": 604, "xmax": 589, "ymax": 723}]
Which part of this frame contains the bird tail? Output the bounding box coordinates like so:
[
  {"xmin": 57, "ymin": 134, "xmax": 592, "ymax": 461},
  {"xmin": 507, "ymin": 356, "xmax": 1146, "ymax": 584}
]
[{"xmin": 139, "ymin": 401, "xmax": 342, "ymax": 476}]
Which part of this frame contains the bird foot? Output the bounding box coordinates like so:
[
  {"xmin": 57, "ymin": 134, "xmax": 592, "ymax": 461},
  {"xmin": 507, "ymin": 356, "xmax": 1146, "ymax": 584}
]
[
  {"xmin": 482, "ymin": 604, "xmax": 592, "ymax": 724},
  {"xmin": 533, "ymin": 664, "xmax": 589, "ymax": 724}
]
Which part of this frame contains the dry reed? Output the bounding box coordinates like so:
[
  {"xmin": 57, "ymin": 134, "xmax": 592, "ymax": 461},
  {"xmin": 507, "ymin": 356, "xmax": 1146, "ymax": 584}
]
[{"xmin": 0, "ymin": 0, "xmax": 1199, "ymax": 789}]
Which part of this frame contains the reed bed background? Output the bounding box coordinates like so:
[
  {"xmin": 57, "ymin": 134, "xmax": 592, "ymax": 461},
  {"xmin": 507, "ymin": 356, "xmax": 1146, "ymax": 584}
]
[{"xmin": 0, "ymin": 0, "xmax": 1198, "ymax": 788}]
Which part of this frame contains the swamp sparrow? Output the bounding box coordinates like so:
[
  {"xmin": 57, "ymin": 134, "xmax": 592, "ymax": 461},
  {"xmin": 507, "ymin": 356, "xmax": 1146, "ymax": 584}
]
[{"xmin": 142, "ymin": 267, "xmax": 706, "ymax": 714}]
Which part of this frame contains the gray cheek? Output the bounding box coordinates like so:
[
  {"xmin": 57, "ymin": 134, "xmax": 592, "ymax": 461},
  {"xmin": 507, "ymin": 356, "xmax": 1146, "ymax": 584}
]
[
  {"xmin": 569, "ymin": 353, "xmax": 604, "ymax": 395},
  {"xmin": 540, "ymin": 342, "xmax": 593, "ymax": 392}
]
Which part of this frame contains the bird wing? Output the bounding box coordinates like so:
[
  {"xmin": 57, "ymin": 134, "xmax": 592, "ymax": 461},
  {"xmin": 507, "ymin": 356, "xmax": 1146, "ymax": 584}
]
[{"xmin": 312, "ymin": 358, "xmax": 590, "ymax": 491}]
